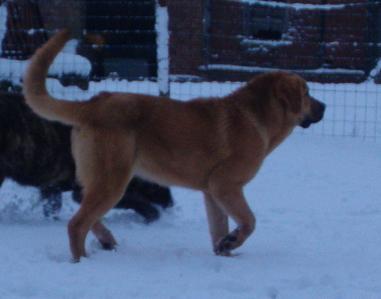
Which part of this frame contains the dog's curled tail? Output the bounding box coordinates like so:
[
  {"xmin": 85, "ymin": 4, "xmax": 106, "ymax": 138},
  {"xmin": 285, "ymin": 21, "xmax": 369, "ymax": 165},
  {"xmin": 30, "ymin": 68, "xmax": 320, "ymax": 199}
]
[{"xmin": 23, "ymin": 29, "xmax": 87, "ymax": 126}]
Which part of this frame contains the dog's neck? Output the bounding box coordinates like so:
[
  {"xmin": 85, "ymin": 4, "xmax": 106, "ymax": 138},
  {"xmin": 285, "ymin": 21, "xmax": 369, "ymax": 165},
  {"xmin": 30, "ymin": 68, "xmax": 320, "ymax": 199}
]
[{"xmin": 229, "ymin": 87, "xmax": 295, "ymax": 155}]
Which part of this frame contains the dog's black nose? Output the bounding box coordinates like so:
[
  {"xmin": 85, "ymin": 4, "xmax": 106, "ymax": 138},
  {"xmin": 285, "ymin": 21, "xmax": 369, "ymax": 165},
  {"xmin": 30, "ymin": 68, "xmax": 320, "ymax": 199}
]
[
  {"xmin": 299, "ymin": 98, "xmax": 326, "ymax": 128},
  {"xmin": 318, "ymin": 101, "xmax": 326, "ymax": 114},
  {"xmin": 315, "ymin": 101, "xmax": 326, "ymax": 122}
]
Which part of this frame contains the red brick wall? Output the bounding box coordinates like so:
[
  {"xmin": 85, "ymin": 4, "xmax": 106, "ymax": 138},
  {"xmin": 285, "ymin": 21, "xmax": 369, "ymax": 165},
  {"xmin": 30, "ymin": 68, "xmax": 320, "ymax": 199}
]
[
  {"xmin": 168, "ymin": 0, "xmax": 374, "ymax": 83},
  {"xmin": 168, "ymin": 0, "xmax": 205, "ymax": 76}
]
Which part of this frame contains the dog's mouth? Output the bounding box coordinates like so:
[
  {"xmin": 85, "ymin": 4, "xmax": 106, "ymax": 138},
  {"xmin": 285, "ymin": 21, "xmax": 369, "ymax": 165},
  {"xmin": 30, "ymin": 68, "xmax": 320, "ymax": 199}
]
[{"xmin": 299, "ymin": 98, "xmax": 326, "ymax": 129}]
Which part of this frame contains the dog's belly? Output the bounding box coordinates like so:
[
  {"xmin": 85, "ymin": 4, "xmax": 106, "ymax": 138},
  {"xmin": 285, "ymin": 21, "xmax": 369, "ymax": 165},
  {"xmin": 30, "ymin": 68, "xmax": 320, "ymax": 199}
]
[
  {"xmin": 133, "ymin": 158, "xmax": 210, "ymax": 191},
  {"xmin": 133, "ymin": 168, "xmax": 178, "ymax": 188}
]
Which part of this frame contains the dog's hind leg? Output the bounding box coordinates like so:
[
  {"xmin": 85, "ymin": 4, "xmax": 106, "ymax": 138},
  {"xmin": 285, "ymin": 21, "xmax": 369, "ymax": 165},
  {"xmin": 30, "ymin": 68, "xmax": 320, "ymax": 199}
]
[
  {"xmin": 204, "ymin": 192, "xmax": 229, "ymax": 254},
  {"xmin": 68, "ymin": 177, "xmax": 129, "ymax": 262},
  {"xmin": 71, "ymin": 185, "xmax": 117, "ymax": 248},
  {"xmin": 68, "ymin": 131, "xmax": 134, "ymax": 262}
]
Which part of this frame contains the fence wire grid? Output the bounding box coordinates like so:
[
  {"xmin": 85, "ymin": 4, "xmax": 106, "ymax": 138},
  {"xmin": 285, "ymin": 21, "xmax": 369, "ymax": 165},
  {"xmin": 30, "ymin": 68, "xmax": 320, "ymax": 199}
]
[{"xmin": 0, "ymin": 0, "xmax": 380, "ymax": 140}]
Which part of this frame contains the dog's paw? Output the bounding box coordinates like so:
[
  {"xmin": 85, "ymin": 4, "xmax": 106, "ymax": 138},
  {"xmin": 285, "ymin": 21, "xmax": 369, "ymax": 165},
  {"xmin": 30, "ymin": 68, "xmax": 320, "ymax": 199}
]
[
  {"xmin": 99, "ymin": 239, "xmax": 117, "ymax": 251},
  {"xmin": 70, "ymin": 257, "xmax": 81, "ymax": 264},
  {"xmin": 140, "ymin": 205, "xmax": 160, "ymax": 224},
  {"xmin": 93, "ymin": 226, "xmax": 118, "ymax": 251},
  {"xmin": 70, "ymin": 253, "xmax": 88, "ymax": 263},
  {"xmin": 214, "ymin": 228, "xmax": 242, "ymax": 256},
  {"xmin": 214, "ymin": 235, "xmax": 238, "ymax": 256},
  {"xmin": 214, "ymin": 248, "xmax": 232, "ymax": 257}
]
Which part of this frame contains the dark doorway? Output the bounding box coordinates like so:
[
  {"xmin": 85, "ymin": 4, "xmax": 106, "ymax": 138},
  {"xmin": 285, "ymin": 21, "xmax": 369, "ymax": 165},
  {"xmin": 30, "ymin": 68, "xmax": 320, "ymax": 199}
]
[{"xmin": 82, "ymin": 0, "xmax": 157, "ymax": 80}]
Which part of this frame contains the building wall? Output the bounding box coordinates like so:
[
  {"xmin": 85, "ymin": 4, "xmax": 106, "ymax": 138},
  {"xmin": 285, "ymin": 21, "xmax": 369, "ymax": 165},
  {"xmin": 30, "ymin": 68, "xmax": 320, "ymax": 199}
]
[
  {"xmin": 168, "ymin": 0, "xmax": 377, "ymax": 83},
  {"xmin": 1, "ymin": 0, "xmax": 378, "ymax": 83},
  {"xmin": 168, "ymin": 0, "xmax": 205, "ymax": 77}
]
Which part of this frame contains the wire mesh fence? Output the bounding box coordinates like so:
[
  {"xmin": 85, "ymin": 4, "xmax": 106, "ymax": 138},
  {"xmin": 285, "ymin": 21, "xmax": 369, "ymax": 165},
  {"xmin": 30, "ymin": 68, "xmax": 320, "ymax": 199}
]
[{"xmin": 0, "ymin": 0, "xmax": 380, "ymax": 140}]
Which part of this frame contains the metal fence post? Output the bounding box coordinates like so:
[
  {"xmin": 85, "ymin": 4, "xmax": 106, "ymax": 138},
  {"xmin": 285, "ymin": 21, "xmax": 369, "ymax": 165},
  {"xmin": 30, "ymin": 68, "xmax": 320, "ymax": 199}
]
[{"xmin": 156, "ymin": 0, "xmax": 170, "ymax": 97}]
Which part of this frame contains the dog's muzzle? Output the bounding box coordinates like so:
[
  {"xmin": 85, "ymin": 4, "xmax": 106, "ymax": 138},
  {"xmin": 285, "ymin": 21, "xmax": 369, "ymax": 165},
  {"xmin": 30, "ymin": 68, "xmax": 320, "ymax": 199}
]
[{"xmin": 299, "ymin": 97, "xmax": 326, "ymax": 129}]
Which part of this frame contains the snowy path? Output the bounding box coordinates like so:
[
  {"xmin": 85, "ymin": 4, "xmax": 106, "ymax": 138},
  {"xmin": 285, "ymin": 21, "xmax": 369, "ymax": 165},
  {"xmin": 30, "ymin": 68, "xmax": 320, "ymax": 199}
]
[{"xmin": 0, "ymin": 135, "xmax": 380, "ymax": 299}]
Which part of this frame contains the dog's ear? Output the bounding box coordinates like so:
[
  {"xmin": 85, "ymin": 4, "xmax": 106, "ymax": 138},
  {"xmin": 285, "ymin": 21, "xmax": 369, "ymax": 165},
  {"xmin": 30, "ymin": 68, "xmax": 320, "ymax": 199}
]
[{"xmin": 274, "ymin": 75, "xmax": 304, "ymax": 114}]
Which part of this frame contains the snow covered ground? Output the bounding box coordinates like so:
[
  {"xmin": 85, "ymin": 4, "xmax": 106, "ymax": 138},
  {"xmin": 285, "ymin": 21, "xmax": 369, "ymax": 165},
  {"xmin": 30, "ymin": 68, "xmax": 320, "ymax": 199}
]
[
  {"xmin": 1, "ymin": 2, "xmax": 380, "ymax": 297},
  {"xmin": 0, "ymin": 134, "xmax": 380, "ymax": 299},
  {"xmin": 0, "ymin": 46, "xmax": 379, "ymax": 298}
]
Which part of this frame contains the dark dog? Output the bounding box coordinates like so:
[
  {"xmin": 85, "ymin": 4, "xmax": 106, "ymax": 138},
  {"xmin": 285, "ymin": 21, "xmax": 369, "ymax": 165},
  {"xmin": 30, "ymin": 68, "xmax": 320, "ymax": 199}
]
[
  {"xmin": 0, "ymin": 91, "xmax": 173, "ymax": 222},
  {"xmin": 24, "ymin": 30, "xmax": 325, "ymax": 261}
]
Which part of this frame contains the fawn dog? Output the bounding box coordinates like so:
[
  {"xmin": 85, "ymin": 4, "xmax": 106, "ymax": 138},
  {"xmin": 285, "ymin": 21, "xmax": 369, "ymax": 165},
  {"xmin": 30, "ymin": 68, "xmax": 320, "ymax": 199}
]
[{"xmin": 23, "ymin": 30, "xmax": 325, "ymax": 262}]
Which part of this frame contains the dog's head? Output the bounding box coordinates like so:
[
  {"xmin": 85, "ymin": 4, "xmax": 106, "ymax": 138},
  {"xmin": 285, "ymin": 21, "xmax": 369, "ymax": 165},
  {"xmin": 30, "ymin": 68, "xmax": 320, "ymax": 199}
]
[{"xmin": 273, "ymin": 73, "xmax": 325, "ymax": 128}]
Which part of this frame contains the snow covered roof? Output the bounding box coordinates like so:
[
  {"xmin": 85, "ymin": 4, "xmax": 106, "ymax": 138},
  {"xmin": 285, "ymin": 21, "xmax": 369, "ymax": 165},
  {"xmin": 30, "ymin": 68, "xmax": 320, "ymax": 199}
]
[
  {"xmin": 232, "ymin": 0, "xmax": 356, "ymax": 10},
  {"xmin": 199, "ymin": 64, "xmax": 365, "ymax": 76}
]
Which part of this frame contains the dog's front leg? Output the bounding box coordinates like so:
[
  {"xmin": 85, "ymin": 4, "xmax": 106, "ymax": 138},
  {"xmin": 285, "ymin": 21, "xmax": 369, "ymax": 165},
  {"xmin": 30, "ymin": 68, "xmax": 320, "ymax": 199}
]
[
  {"xmin": 204, "ymin": 192, "xmax": 229, "ymax": 255},
  {"xmin": 208, "ymin": 187, "xmax": 256, "ymax": 256}
]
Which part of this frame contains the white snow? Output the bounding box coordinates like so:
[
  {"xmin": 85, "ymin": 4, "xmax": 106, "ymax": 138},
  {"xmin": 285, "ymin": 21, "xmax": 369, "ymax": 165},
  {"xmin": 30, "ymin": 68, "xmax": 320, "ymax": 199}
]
[
  {"xmin": 0, "ymin": 2, "xmax": 7, "ymax": 55},
  {"xmin": 233, "ymin": 0, "xmax": 349, "ymax": 11},
  {"xmin": 240, "ymin": 38, "xmax": 293, "ymax": 53},
  {"xmin": 62, "ymin": 39, "xmax": 80, "ymax": 55},
  {"xmin": 47, "ymin": 52, "xmax": 91, "ymax": 77},
  {"xmin": 155, "ymin": 1, "xmax": 170, "ymax": 96},
  {"xmin": 369, "ymin": 59, "xmax": 381, "ymax": 80},
  {"xmin": 0, "ymin": 58, "xmax": 28, "ymax": 85},
  {"xmin": 1, "ymin": 134, "xmax": 380, "ymax": 299},
  {"xmin": 0, "ymin": 54, "xmax": 91, "ymax": 85},
  {"xmin": 27, "ymin": 28, "xmax": 45, "ymax": 36},
  {"xmin": 241, "ymin": 38, "xmax": 293, "ymax": 47},
  {"xmin": 199, "ymin": 64, "xmax": 365, "ymax": 76}
]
